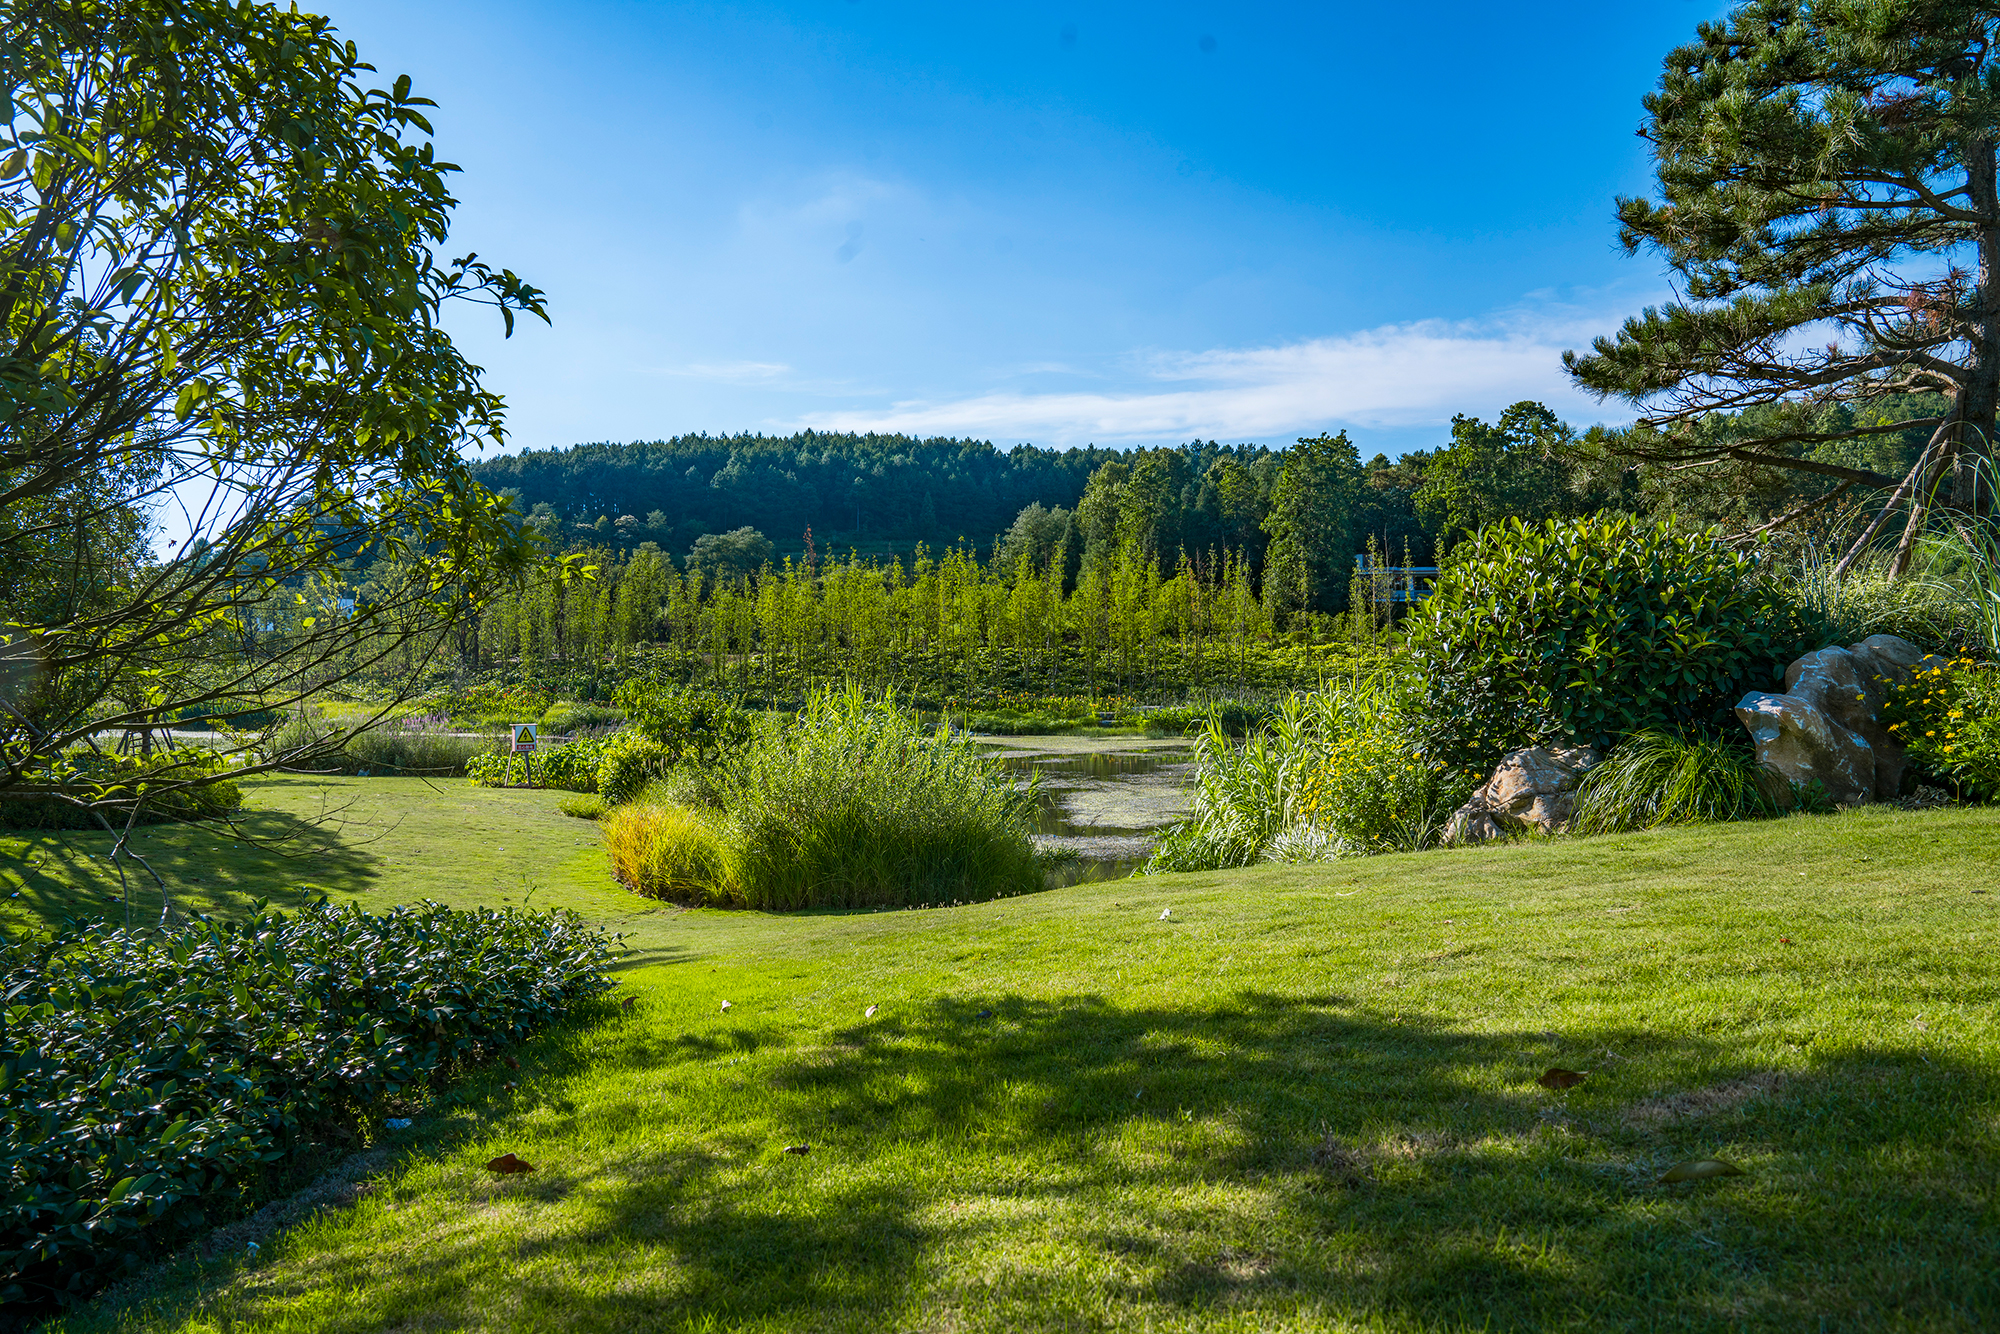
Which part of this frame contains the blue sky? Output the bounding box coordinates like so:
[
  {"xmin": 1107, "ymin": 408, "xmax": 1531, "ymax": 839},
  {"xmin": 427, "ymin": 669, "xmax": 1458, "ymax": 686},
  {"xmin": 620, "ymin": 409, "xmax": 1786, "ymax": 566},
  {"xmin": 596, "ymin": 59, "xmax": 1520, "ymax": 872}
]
[{"xmin": 328, "ymin": 0, "xmax": 1733, "ymax": 461}]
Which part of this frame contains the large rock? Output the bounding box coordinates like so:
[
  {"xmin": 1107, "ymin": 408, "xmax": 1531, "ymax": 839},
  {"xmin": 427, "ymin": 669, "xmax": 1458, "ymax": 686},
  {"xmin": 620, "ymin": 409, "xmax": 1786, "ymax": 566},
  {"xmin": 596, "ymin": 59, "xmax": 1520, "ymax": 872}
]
[
  {"xmin": 1735, "ymin": 633, "xmax": 1944, "ymax": 805},
  {"xmin": 1444, "ymin": 745, "xmax": 1601, "ymax": 845}
]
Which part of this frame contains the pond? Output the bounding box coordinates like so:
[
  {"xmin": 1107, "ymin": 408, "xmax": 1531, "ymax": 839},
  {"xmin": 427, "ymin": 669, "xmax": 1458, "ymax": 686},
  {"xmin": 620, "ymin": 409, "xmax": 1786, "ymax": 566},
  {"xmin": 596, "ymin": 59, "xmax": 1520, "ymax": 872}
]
[{"xmin": 979, "ymin": 735, "xmax": 1194, "ymax": 884}]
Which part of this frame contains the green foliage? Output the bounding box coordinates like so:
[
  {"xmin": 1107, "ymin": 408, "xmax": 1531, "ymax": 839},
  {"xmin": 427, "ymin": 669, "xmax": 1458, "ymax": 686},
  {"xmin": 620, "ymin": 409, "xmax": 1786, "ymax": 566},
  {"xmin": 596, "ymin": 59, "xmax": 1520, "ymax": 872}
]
[
  {"xmin": 0, "ymin": 902, "xmax": 613, "ymax": 1307},
  {"xmin": 1784, "ymin": 549, "xmax": 1979, "ymax": 656},
  {"xmin": 1, "ymin": 0, "xmax": 548, "ymax": 809},
  {"xmin": 718, "ymin": 690, "xmax": 1043, "ymax": 909},
  {"xmin": 1146, "ymin": 676, "xmax": 1473, "ymax": 872},
  {"xmin": 0, "ymin": 750, "xmax": 241, "ymax": 831},
  {"xmin": 685, "ymin": 527, "xmax": 775, "ymax": 584},
  {"xmin": 1141, "ymin": 696, "xmax": 1272, "ymax": 739},
  {"xmin": 338, "ymin": 729, "xmax": 491, "ymax": 777},
  {"xmin": 1414, "ymin": 403, "xmax": 1583, "ymax": 549},
  {"xmin": 465, "ymin": 735, "xmax": 611, "ymax": 793},
  {"xmin": 594, "ymin": 733, "xmax": 675, "ymax": 806},
  {"xmin": 1407, "ymin": 515, "xmax": 1815, "ymax": 764},
  {"xmin": 1262, "ymin": 432, "xmax": 1364, "ymax": 618},
  {"xmin": 1570, "ymin": 731, "xmax": 1793, "ymax": 836},
  {"xmin": 538, "ymin": 701, "xmax": 625, "ymax": 735},
  {"xmin": 556, "ymin": 793, "xmax": 608, "ymax": 821},
  {"xmin": 963, "ymin": 695, "xmax": 1130, "ymax": 735},
  {"xmin": 473, "ymin": 433, "xmax": 1124, "ymax": 562},
  {"xmin": 609, "ymin": 681, "xmax": 752, "ymax": 764},
  {"xmin": 435, "ymin": 683, "xmax": 553, "ymax": 727},
  {"xmin": 1882, "ymin": 657, "xmax": 2000, "ymax": 802}
]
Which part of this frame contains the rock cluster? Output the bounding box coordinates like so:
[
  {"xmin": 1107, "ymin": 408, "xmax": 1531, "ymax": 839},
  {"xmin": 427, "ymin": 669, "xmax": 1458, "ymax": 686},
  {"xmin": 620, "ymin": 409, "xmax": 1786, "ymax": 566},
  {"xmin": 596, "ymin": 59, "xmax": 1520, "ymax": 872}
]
[
  {"xmin": 1443, "ymin": 745, "xmax": 1601, "ymax": 845},
  {"xmin": 1734, "ymin": 633, "xmax": 1943, "ymax": 806}
]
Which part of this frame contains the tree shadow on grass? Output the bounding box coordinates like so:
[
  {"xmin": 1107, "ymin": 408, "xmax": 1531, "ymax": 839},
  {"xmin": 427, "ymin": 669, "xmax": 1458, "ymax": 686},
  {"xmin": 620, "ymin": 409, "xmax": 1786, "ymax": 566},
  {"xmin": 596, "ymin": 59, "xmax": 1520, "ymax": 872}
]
[
  {"xmin": 118, "ymin": 989, "xmax": 1998, "ymax": 1333},
  {"xmin": 2, "ymin": 802, "xmax": 380, "ymax": 929}
]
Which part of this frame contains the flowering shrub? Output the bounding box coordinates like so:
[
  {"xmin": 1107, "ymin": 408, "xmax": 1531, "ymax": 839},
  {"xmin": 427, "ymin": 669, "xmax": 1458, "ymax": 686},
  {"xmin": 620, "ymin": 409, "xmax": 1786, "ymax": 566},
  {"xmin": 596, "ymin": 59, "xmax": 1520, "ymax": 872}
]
[{"xmin": 1882, "ymin": 657, "xmax": 2000, "ymax": 801}]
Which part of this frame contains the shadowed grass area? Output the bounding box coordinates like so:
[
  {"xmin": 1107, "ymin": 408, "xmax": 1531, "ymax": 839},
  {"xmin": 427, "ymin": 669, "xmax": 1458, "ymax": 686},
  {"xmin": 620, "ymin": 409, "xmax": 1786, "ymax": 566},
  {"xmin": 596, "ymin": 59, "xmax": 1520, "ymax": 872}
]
[
  {"xmin": 33, "ymin": 803, "xmax": 2000, "ymax": 1332},
  {"xmin": 0, "ymin": 776, "xmax": 646, "ymax": 939}
]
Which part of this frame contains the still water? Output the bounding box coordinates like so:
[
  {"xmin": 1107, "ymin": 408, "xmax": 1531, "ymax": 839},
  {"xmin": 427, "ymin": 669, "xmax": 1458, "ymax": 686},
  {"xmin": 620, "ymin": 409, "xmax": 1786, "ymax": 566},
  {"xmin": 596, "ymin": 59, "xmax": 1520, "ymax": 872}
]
[{"xmin": 981, "ymin": 739, "xmax": 1194, "ymax": 884}]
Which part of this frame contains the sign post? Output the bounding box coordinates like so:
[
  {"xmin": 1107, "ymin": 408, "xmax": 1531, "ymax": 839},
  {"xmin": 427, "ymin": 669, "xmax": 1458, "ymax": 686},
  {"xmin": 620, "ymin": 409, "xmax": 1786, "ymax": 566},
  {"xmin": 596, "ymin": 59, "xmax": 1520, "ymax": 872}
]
[{"xmin": 508, "ymin": 722, "xmax": 538, "ymax": 787}]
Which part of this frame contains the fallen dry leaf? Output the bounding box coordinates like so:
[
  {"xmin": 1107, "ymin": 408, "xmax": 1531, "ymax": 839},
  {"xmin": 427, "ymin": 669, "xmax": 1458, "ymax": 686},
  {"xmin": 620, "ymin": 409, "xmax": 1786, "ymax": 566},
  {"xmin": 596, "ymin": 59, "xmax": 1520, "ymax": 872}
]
[
  {"xmin": 485, "ymin": 1153, "xmax": 535, "ymax": 1175},
  {"xmin": 1658, "ymin": 1158, "xmax": 1744, "ymax": 1184},
  {"xmin": 1537, "ymin": 1068, "xmax": 1587, "ymax": 1091},
  {"xmin": 620, "ymin": 996, "xmax": 636, "ymax": 1012}
]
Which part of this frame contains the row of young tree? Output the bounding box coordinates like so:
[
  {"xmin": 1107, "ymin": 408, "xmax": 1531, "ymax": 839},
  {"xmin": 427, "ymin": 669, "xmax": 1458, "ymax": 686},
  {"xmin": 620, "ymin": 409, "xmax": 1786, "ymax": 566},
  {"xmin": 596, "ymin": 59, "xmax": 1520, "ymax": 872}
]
[
  {"xmin": 494, "ymin": 391, "xmax": 1949, "ymax": 628},
  {"xmin": 451, "ymin": 535, "xmax": 1298, "ymax": 698}
]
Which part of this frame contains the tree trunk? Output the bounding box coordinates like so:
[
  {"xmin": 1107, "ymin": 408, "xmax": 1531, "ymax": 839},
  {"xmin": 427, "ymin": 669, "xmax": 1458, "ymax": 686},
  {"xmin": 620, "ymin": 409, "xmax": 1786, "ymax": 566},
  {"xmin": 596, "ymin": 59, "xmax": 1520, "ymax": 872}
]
[{"xmin": 1957, "ymin": 137, "xmax": 2000, "ymax": 515}]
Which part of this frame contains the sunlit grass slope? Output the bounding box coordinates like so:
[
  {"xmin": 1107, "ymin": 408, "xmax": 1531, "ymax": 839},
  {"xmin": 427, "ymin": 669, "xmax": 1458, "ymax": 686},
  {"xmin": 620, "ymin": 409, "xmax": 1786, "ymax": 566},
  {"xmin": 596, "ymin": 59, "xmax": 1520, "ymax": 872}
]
[{"xmin": 40, "ymin": 804, "xmax": 2000, "ymax": 1333}]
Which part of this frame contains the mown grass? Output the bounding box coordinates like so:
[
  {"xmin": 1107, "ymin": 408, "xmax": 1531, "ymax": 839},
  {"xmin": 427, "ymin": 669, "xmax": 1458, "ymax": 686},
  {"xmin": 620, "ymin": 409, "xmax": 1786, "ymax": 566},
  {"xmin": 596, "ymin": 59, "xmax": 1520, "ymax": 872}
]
[
  {"xmin": 0, "ymin": 776, "xmax": 646, "ymax": 941},
  {"xmin": 27, "ymin": 800, "xmax": 2000, "ymax": 1333}
]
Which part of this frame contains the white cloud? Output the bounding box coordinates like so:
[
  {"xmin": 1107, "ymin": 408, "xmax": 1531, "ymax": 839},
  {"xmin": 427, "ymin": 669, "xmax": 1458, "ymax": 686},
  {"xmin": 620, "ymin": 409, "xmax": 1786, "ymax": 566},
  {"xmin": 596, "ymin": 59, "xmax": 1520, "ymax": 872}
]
[{"xmin": 790, "ymin": 307, "xmax": 1632, "ymax": 445}]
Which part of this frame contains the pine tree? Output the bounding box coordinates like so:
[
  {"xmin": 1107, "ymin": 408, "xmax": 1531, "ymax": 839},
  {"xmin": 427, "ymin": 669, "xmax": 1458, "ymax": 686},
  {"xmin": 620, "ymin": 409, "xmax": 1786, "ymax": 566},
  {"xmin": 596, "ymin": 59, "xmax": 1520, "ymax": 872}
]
[{"xmin": 1568, "ymin": 1, "xmax": 2000, "ymax": 567}]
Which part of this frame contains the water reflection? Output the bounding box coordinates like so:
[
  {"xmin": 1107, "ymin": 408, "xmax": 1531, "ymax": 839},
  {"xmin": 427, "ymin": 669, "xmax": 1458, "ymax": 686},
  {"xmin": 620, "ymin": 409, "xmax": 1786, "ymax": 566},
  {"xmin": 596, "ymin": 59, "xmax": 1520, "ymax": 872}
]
[{"xmin": 982, "ymin": 742, "xmax": 1193, "ymax": 882}]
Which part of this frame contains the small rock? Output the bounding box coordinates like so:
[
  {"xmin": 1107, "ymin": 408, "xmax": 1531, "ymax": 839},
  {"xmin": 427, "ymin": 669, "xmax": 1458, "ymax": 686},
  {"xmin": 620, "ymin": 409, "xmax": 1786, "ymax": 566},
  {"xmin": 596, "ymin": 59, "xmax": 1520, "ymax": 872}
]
[{"xmin": 1444, "ymin": 746, "xmax": 1601, "ymax": 845}]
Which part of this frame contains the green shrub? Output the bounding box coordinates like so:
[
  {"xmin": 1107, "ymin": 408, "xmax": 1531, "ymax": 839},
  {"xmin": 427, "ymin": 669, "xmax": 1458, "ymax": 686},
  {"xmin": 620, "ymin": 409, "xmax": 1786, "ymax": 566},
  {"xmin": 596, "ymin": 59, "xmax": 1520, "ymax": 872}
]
[
  {"xmin": 1882, "ymin": 656, "xmax": 2000, "ymax": 801},
  {"xmin": 716, "ymin": 688, "xmax": 1043, "ymax": 909},
  {"xmin": 1407, "ymin": 515, "xmax": 1815, "ymax": 765},
  {"xmin": 595, "ymin": 732, "xmax": 675, "ymax": 805},
  {"xmin": 602, "ymin": 802, "xmax": 739, "ymax": 904},
  {"xmin": 1145, "ymin": 674, "xmax": 1473, "ymax": 872},
  {"xmin": 465, "ymin": 735, "xmax": 613, "ymax": 793},
  {"xmin": 0, "ymin": 902, "xmax": 614, "ymax": 1307},
  {"xmin": 0, "ymin": 750, "xmax": 242, "ymax": 831},
  {"xmin": 169, "ymin": 704, "xmax": 279, "ymax": 731},
  {"xmin": 433, "ymin": 681, "xmax": 552, "ymax": 726},
  {"xmin": 557, "ymin": 793, "xmax": 607, "ymax": 820},
  {"xmin": 1569, "ymin": 730, "xmax": 1794, "ymax": 835},
  {"xmin": 609, "ymin": 681, "xmax": 752, "ymax": 764}
]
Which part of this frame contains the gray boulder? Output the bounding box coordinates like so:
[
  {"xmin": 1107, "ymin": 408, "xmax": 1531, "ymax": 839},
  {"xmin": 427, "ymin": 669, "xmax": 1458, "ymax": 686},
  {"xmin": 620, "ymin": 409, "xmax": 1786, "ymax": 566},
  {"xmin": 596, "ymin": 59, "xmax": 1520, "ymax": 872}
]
[
  {"xmin": 1444, "ymin": 745, "xmax": 1601, "ymax": 845},
  {"xmin": 1734, "ymin": 633, "xmax": 1943, "ymax": 805}
]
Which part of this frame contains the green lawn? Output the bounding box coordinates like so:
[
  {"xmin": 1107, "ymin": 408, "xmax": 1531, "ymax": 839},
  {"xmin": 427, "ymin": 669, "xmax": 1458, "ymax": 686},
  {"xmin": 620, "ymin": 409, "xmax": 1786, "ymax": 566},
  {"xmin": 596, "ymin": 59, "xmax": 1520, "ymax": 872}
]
[{"xmin": 13, "ymin": 784, "xmax": 2000, "ymax": 1331}]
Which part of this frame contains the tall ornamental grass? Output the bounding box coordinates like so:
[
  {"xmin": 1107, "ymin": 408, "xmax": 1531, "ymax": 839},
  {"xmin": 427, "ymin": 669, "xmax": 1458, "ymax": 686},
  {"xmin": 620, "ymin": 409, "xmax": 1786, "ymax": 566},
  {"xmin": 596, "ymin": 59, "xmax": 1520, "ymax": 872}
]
[
  {"xmin": 1147, "ymin": 672, "xmax": 1475, "ymax": 872},
  {"xmin": 725, "ymin": 690, "xmax": 1044, "ymax": 909},
  {"xmin": 603, "ymin": 802, "xmax": 739, "ymax": 904},
  {"xmin": 1569, "ymin": 730, "xmax": 1792, "ymax": 835},
  {"xmin": 601, "ymin": 690, "xmax": 1045, "ymax": 909}
]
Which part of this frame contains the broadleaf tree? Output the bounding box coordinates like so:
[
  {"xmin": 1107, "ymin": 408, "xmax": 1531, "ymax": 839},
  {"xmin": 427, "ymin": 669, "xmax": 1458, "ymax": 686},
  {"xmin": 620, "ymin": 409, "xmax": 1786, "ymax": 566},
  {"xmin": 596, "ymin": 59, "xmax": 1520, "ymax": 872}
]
[
  {"xmin": 0, "ymin": 0, "xmax": 550, "ymax": 834},
  {"xmin": 1566, "ymin": 0, "xmax": 2000, "ymax": 570}
]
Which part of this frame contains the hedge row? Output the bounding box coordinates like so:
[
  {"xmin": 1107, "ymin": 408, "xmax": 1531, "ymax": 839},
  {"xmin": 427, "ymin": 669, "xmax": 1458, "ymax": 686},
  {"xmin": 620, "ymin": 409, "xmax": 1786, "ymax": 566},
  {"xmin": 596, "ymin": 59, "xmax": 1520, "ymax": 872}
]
[{"xmin": 0, "ymin": 902, "xmax": 616, "ymax": 1308}]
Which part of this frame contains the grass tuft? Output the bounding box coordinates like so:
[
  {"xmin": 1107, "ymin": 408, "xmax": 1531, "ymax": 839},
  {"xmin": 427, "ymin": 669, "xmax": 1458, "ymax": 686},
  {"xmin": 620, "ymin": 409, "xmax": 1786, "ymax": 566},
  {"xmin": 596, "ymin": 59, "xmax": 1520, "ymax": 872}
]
[
  {"xmin": 601, "ymin": 801, "xmax": 738, "ymax": 904},
  {"xmin": 1570, "ymin": 730, "xmax": 1790, "ymax": 835}
]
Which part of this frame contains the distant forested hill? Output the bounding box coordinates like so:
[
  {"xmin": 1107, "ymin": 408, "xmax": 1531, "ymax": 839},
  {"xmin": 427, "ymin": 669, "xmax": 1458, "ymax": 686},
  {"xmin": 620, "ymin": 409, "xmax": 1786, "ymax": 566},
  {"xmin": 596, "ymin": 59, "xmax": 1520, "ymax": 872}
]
[{"xmin": 470, "ymin": 432, "xmax": 1271, "ymax": 560}]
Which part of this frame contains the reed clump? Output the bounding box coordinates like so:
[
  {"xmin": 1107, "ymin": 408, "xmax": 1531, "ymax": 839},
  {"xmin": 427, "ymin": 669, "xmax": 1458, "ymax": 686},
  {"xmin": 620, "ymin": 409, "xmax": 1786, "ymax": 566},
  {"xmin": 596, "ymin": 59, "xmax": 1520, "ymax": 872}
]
[{"xmin": 602, "ymin": 688, "xmax": 1045, "ymax": 909}]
